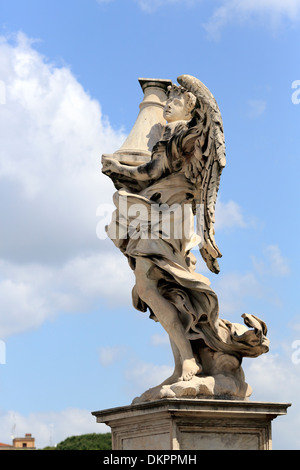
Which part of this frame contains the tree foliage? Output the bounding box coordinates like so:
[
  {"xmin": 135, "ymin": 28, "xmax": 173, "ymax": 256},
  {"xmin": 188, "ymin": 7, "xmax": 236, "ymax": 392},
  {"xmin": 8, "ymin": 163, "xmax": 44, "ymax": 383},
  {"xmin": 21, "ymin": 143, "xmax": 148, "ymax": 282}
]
[{"xmin": 45, "ymin": 433, "xmax": 112, "ymax": 450}]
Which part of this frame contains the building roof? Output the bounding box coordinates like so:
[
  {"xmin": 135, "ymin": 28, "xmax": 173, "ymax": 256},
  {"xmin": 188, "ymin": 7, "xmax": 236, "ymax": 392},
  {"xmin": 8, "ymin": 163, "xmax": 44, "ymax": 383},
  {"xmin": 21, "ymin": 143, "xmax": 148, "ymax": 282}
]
[{"xmin": 0, "ymin": 434, "xmax": 35, "ymax": 450}]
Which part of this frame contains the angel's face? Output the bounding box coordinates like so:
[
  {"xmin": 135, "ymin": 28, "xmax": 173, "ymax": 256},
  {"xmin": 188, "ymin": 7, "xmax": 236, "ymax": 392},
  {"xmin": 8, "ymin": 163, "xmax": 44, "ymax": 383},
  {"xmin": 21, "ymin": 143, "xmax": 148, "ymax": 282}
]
[{"xmin": 163, "ymin": 94, "xmax": 189, "ymax": 123}]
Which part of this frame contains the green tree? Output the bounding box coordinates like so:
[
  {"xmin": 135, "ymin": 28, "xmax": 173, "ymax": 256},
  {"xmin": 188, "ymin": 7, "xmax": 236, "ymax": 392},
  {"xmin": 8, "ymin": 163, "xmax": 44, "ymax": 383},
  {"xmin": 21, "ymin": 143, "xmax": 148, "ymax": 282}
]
[{"xmin": 44, "ymin": 433, "xmax": 112, "ymax": 450}]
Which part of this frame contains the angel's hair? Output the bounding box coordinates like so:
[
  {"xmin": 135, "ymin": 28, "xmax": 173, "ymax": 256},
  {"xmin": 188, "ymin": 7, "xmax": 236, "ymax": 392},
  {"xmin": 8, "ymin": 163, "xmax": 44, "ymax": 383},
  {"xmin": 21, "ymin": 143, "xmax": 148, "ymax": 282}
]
[{"xmin": 167, "ymin": 84, "xmax": 197, "ymax": 118}]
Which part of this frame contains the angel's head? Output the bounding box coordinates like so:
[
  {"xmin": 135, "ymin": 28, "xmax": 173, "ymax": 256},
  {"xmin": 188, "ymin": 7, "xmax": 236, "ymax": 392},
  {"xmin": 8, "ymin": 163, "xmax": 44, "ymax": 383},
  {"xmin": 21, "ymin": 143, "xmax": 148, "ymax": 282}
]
[{"xmin": 163, "ymin": 84, "xmax": 196, "ymax": 123}]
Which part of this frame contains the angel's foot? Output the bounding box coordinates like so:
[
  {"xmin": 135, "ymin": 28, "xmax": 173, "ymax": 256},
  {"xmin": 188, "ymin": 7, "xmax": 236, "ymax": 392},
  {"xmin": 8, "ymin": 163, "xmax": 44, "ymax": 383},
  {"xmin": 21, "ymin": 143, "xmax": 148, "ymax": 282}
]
[
  {"xmin": 160, "ymin": 371, "xmax": 181, "ymax": 387},
  {"xmin": 179, "ymin": 358, "xmax": 202, "ymax": 382}
]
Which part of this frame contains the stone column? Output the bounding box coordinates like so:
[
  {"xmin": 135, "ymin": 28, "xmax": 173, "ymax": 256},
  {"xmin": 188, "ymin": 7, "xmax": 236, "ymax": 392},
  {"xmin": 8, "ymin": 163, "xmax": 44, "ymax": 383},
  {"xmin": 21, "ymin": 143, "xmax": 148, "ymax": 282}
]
[{"xmin": 103, "ymin": 78, "xmax": 172, "ymax": 166}]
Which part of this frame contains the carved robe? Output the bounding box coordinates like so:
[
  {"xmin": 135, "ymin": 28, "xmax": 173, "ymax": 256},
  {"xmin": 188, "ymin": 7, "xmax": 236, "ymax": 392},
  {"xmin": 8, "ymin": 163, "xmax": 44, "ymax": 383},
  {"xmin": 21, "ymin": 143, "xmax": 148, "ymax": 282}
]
[{"xmin": 106, "ymin": 121, "xmax": 269, "ymax": 362}]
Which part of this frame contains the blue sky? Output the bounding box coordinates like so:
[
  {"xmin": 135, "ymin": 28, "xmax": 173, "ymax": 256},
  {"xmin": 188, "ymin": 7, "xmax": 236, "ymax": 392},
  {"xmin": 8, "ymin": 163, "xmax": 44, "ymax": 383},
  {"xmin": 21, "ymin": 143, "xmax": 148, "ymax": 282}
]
[{"xmin": 0, "ymin": 0, "xmax": 299, "ymax": 449}]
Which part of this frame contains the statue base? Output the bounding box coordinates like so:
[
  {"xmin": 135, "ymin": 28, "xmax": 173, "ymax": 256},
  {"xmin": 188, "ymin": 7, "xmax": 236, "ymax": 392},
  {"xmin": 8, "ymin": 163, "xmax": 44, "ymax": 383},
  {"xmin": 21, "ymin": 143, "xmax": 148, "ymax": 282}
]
[
  {"xmin": 92, "ymin": 398, "xmax": 290, "ymax": 450},
  {"xmin": 131, "ymin": 373, "xmax": 252, "ymax": 404}
]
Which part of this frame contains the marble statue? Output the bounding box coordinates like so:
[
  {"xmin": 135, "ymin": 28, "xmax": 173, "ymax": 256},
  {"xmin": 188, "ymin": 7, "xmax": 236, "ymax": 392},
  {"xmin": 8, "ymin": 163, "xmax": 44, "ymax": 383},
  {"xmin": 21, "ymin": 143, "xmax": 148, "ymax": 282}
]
[{"xmin": 102, "ymin": 75, "xmax": 269, "ymax": 402}]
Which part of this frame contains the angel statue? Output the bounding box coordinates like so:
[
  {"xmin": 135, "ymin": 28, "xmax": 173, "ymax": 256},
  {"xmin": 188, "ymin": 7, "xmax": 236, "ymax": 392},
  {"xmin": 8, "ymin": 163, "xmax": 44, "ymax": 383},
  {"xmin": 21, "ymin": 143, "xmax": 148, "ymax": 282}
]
[{"xmin": 102, "ymin": 75, "xmax": 269, "ymax": 402}]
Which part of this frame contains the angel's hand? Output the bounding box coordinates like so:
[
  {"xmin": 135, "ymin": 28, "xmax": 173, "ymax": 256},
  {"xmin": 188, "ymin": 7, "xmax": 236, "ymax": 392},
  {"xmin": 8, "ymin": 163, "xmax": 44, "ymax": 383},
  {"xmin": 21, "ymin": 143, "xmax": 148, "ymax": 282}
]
[{"xmin": 102, "ymin": 158, "xmax": 122, "ymax": 174}]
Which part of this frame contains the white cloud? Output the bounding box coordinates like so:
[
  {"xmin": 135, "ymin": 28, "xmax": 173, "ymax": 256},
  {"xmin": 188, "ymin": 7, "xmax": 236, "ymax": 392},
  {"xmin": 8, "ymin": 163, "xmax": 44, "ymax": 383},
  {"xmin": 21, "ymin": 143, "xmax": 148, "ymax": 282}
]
[
  {"xmin": 0, "ymin": 32, "xmax": 132, "ymax": 337},
  {"xmin": 247, "ymin": 99, "xmax": 267, "ymax": 118},
  {"xmin": 130, "ymin": 0, "xmax": 300, "ymax": 34},
  {"xmin": 135, "ymin": 0, "xmax": 197, "ymax": 13},
  {"xmin": 243, "ymin": 351, "xmax": 299, "ymax": 449},
  {"xmin": 0, "ymin": 251, "xmax": 133, "ymax": 338},
  {"xmin": 204, "ymin": 0, "xmax": 300, "ymax": 39},
  {"xmin": 99, "ymin": 345, "xmax": 129, "ymax": 366},
  {"xmin": 265, "ymin": 244, "xmax": 290, "ymax": 276},
  {"xmin": 213, "ymin": 244, "xmax": 290, "ymax": 317},
  {"xmin": 245, "ymin": 353, "xmax": 294, "ymax": 402},
  {"xmin": 213, "ymin": 271, "xmax": 263, "ymax": 316},
  {"xmin": 97, "ymin": 0, "xmax": 199, "ymax": 12},
  {"xmin": 0, "ymin": 408, "xmax": 109, "ymax": 449},
  {"xmin": 215, "ymin": 199, "xmax": 248, "ymax": 230},
  {"xmin": 252, "ymin": 244, "xmax": 290, "ymax": 277},
  {"xmin": 0, "ymin": 32, "xmax": 125, "ymax": 265},
  {"xmin": 150, "ymin": 333, "xmax": 169, "ymax": 346},
  {"xmin": 125, "ymin": 360, "xmax": 173, "ymax": 392}
]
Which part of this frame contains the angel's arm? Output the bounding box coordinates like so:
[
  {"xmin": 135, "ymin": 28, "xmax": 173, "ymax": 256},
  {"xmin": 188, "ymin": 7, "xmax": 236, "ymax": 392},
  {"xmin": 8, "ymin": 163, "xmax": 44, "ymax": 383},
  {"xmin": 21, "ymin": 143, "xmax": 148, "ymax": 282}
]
[{"xmin": 102, "ymin": 142, "xmax": 169, "ymax": 182}]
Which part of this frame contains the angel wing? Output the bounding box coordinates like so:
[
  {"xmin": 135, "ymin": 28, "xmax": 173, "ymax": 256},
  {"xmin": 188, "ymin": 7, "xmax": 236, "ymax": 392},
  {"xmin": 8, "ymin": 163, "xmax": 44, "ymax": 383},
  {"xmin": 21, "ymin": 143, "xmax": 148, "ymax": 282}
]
[{"xmin": 177, "ymin": 74, "xmax": 226, "ymax": 274}]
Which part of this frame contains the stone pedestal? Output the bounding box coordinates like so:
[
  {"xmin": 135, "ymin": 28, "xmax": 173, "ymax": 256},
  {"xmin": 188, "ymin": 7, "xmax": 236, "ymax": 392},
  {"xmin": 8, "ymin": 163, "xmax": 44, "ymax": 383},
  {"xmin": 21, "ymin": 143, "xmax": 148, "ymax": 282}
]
[{"xmin": 92, "ymin": 398, "xmax": 290, "ymax": 451}]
